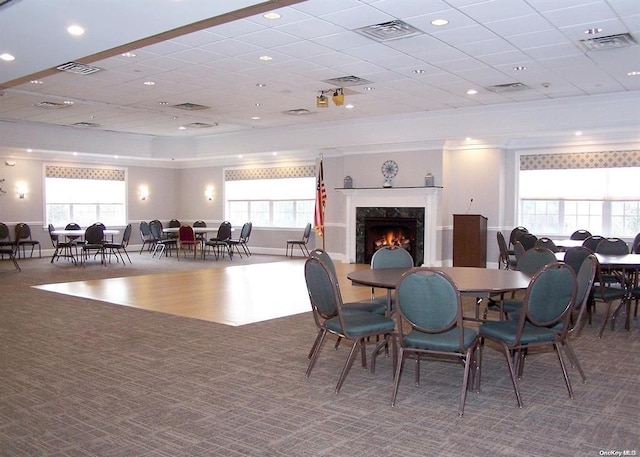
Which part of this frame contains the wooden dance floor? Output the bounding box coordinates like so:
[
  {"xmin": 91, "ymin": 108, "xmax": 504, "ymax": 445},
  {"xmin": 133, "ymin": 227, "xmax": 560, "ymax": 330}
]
[{"xmin": 35, "ymin": 260, "xmax": 370, "ymax": 326}]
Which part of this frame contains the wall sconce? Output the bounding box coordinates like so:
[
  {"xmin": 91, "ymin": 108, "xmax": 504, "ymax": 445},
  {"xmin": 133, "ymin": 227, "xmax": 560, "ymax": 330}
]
[
  {"xmin": 139, "ymin": 186, "xmax": 149, "ymax": 200},
  {"xmin": 204, "ymin": 186, "xmax": 214, "ymax": 201},
  {"xmin": 317, "ymin": 87, "xmax": 344, "ymax": 108},
  {"xmin": 16, "ymin": 182, "xmax": 27, "ymax": 199}
]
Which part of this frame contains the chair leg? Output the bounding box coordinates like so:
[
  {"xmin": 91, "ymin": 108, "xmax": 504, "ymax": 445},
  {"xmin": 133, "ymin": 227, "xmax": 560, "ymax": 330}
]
[
  {"xmin": 305, "ymin": 329, "xmax": 327, "ymax": 378},
  {"xmin": 562, "ymin": 339, "xmax": 586, "ymax": 383},
  {"xmin": 307, "ymin": 330, "xmax": 324, "ymax": 360},
  {"xmin": 554, "ymin": 342, "xmax": 574, "ymax": 399},
  {"xmin": 335, "ymin": 340, "xmax": 361, "ymax": 394},
  {"xmin": 458, "ymin": 346, "xmax": 475, "ymax": 417},
  {"xmin": 390, "ymin": 347, "xmax": 405, "ymax": 406},
  {"xmin": 501, "ymin": 343, "xmax": 524, "ymax": 408}
]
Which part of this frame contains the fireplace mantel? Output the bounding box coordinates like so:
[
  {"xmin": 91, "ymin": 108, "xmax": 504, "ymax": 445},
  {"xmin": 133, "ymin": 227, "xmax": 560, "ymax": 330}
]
[{"xmin": 336, "ymin": 187, "xmax": 442, "ymax": 265}]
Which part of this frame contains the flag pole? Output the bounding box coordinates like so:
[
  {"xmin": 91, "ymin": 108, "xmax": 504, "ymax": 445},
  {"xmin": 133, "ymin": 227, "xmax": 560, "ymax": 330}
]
[{"xmin": 314, "ymin": 154, "xmax": 326, "ymax": 251}]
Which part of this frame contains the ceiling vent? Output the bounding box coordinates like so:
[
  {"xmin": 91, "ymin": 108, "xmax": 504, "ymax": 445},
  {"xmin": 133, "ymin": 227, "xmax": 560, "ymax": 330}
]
[
  {"xmin": 34, "ymin": 101, "xmax": 72, "ymax": 109},
  {"xmin": 485, "ymin": 82, "xmax": 530, "ymax": 93},
  {"xmin": 56, "ymin": 62, "xmax": 102, "ymax": 75},
  {"xmin": 580, "ymin": 33, "xmax": 637, "ymax": 51},
  {"xmin": 71, "ymin": 122, "xmax": 100, "ymax": 128},
  {"xmin": 171, "ymin": 102, "xmax": 210, "ymax": 111},
  {"xmin": 283, "ymin": 108, "xmax": 314, "ymax": 116},
  {"xmin": 184, "ymin": 122, "xmax": 217, "ymax": 128},
  {"xmin": 355, "ymin": 20, "xmax": 423, "ymax": 42},
  {"xmin": 322, "ymin": 76, "xmax": 372, "ymax": 87}
]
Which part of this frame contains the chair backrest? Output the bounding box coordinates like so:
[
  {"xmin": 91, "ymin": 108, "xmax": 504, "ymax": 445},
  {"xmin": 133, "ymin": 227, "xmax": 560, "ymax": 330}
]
[
  {"xmin": 563, "ymin": 246, "xmax": 593, "ymax": 275},
  {"xmin": 509, "ymin": 226, "xmax": 528, "ymax": 248},
  {"xmin": 121, "ymin": 223, "xmax": 133, "ymax": 245},
  {"xmin": 178, "ymin": 225, "xmax": 195, "ymax": 242},
  {"xmin": 519, "ymin": 233, "xmax": 538, "ymax": 251},
  {"xmin": 15, "ymin": 222, "xmax": 31, "ymax": 241},
  {"xmin": 84, "ymin": 224, "xmax": 104, "ymax": 244},
  {"xmin": 48, "ymin": 224, "xmax": 59, "ymax": 245},
  {"xmin": 582, "ymin": 235, "xmax": 604, "ymax": 252},
  {"xmin": 497, "ymin": 231, "xmax": 510, "ymax": 268},
  {"xmin": 193, "ymin": 220, "xmax": 207, "ymax": 228},
  {"xmin": 595, "ymin": 237, "xmax": 629, "ymax": 255},
  {"xmin": 570, "ymin": 229, "xmax": 592, "ymax": 241},
  {"xmin": 169, "ymin": 219, "xmax": 181, "ymax": 228},
  {"xmin": 569, "ymin": 254, "xmax": 598, "ymax": 333},
  {"xmin": 632, "ymin": 232, "xmax": 640, "ymax": 254},
  {"xmin": 94, "ymin": 222, "xmax": 106, "ymax": 230},
  {"xmin": 371, "ymin": 246, "xmax": 414, "ymax": 269},
  {"xmin": 516, "ymin": 247, "xmax": 556, "ymax": 276},
  {"xmin": 216, "ymin": 221, "xmax": 232, "ymax": 241},
  {"xmin": 140, "ymin": 221, "xmax": 151, "ymax": 238},
  {"xmin": 310, "ymin": 248, "xmax": 337, "ymax": 279},
  {"xmin": 519, "ymin": 263, "xmax": 576, "ymax": 338},
  {"xmin": 0, "ymin": 222, "xmax": 10, "ymax": 241},
  {"xmin": 396, "ymin": 268, "xmax": 464, "ymax": 344},
  {"xmin": 149, "ymin": 220, "xmax": 162, "ymax": 240},
  {"xmin": 244, "ymin": 221, "xmax": 253, "ymax": 242},
  {"xmin": 302, "ymin": 222, "xmax": 312, "ymax": 241},
  {"xmin": 513, "ymin": 240, "xmax": 526, "ymax": 262},
  {"xmin": 65, "ymin": 222, "xmax": 82, "ymax": 241},
  {"xmin": 534, "ymin": 237, "xmax": 558, "ymax": 252},
  {"xmin": 304, "ymin": 257, "xmax": 340, "ymax": 322}
]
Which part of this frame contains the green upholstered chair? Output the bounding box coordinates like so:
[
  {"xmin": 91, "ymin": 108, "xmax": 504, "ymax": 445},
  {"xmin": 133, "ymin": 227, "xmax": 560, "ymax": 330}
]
[
  {"xmin": 478, "ymin": 263, "xmax": 577, "ymax": 408},
  {"xmin": 570, "ymin": 229, "xmax": 592, "ymax": 241},
  {"xmin": 391, "ymin": 268, "xmax": 478, "ymax": 416},
  {"xmin": 593, "ymin": 238, "xmax": 630, "ymax": 337},
  {"xmin": 286, "ymin": 222, "xmax": 312, "ymax": 257},
  {"xmin": 534, "ymin": 237, "xmax": 559, "ymax": 252},
  {"xmin": 304, "ymin": 256, "xmax": 396, "ymax": 394},
  {"xmin": 369, "ymin": 246, "xmax": 414, "ymax": 315},
  {"xmin": 497, "ymin": 231, "xmax": 517, "ymax": 270}
]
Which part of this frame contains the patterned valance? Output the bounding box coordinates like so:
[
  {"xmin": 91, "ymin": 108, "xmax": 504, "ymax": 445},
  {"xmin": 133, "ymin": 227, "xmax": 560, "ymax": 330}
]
[
  {"xmin": 225, "ymin": 165, "xmax": 315, "ymax": 181},
  {"xmin": 45, "ymin": 166, "xmax": 125, "ymax": 181},
  {"xmin": 520, "ymin": 150, "xmax": 640, "ymax": 170}
]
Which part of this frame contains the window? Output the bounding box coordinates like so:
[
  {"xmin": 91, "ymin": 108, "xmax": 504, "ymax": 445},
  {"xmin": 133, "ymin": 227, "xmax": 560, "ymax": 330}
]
[
  {"xmin": 45, "ymin": 166, "xmax": 127, "ymax": 228},
  {"xmin": 225, "ymin": 166, "xmax": 316, "ymax": 228},
  {"xmin": 518, "ymin": 152, "xmax": 640, "ymax": 237}
]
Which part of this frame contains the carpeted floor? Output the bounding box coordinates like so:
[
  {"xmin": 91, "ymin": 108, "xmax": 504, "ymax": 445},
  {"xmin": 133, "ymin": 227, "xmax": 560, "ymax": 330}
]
[{"xmin": 0, "ymin": 253, "xmax": 638, "ymax": 456}]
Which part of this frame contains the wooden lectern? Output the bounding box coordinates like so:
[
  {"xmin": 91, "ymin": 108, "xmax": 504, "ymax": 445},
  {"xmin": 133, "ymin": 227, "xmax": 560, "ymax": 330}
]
[{"xmin": 453, "ymin": 214, "xmax": 488, "ymax": 267}]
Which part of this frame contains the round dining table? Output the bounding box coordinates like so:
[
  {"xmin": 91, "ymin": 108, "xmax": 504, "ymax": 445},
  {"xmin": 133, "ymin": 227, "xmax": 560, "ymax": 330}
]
[{"xmin": 347, "ymin": 266, "xmax": 532, "ymax": 320}]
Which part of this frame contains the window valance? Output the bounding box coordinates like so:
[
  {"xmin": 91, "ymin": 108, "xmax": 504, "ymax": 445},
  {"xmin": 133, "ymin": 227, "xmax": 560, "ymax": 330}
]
[{"xmin": 520, "ymin": 150, "xmax": 640, "ymax": 170}]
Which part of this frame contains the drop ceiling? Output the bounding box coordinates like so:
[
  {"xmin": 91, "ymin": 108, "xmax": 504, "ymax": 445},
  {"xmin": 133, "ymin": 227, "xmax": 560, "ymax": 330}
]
[{"xmin": 0, "ymin": 0, "xmax": 639, "ymax": 162}]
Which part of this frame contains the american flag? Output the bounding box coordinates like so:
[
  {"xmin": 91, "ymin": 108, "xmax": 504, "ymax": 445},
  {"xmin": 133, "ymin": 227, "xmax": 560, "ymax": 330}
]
[{"xmin": 313, "ymin": 159, "xmax": 326, "ymax": 237}]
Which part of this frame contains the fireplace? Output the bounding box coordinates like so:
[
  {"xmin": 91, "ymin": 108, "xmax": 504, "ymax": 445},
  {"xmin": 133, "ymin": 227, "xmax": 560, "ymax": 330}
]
[
  {"xmin": 337, "ymin": 187, "xmax": 441, "ymax": 266},
  {"xmin": 357, "ymin": 208, "xmax": 423, "ymax": 265}
]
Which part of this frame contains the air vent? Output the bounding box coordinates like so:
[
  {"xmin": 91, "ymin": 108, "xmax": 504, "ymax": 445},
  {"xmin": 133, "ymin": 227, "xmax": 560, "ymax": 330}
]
[
  {"xmin": 283, "ymin": 108, "xmax": 314, "ymax": 116},
  {"xmin": 580, "ymin": 33, "xmax": 637, "ymax": 51},
  {"xmin": 355, "ymin": 20, "xmax": 423, "ymax": 42},
  {"xmin": 171, "ymin": 103, "xmax": 210, "ymax": 111},
  {"xmin": 56, "ymin": 62, "xmax": 102, "ymax": 75},
  {"xmin": 71, "ymin": 122, "xmax": 100, "ymax": 128},
  {"xmin": 184, "ymin": 122, "xmax": 217, "ymax": 128},
  {"xmin": 485, "ymin": 82, "xmax": 530, "ymax": 93},
  {"xmin": 322, "ymin": 76, "xmax": 373, "ymax": 87},
  {"xmin": 34, "ymin": 101, "xmax": 72, "ymax": 109}
]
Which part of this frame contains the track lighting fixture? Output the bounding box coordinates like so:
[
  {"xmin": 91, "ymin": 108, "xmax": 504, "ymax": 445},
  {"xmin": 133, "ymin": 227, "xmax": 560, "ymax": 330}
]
[{"xmin": 316, "ymin": 88, "xmax": 344, "ymax": 108}]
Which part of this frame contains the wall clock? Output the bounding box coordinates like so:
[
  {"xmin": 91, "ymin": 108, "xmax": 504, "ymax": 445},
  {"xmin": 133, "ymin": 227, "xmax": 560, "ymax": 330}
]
[{"xmin": 381, "ymin": 160, "xmax": 398, "ymax": 187}]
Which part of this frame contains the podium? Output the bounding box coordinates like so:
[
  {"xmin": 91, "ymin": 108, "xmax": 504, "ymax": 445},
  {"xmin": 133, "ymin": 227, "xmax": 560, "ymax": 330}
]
[{"xmin": 453, "ymin": 214, "xmax": 487, "ymax": 267}]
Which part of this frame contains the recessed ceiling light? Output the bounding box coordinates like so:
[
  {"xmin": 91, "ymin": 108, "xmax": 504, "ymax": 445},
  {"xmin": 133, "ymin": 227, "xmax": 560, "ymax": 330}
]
[
  {"xmin": 272, "ymin": 152, "xmax": 278, "ymax": 156},
  {"xmin": 466, "ymin": 89, "xmax": 478, "ymax": 95},
  {"xmin": 159, "ymin": 101, "xmax": 169, "ymax": 105},
  {"xmin": 121, "ymin": 52, "xmax": 136, "ymax": 58},
  {"xmin": 584, "ymin": 28, "xmax": 603, "ymax": 35},
  {"xmin": 263, "ymin": 12, "xmax": 281, "ymax": 20},
  {"xmin": 345, "ymin": 104, "xmax": 355, "ymax": 109},
  {"xmin": 178, "ymin": 126, "xmax": 186, "ymax": 130},
  {"xmin": 255, "ymin": 103, "xmax": 261, "ymax": 107},
  {"xmin": 238, "ymin": 154, "xmax": 243, "ymax": 159},
  {"xmin": 73, "ymin": 152, "xmax": 78, "ymax": 156},
  {"xmin": 363, "ymin": 86, "xmax": 374, "ymax": 91},
  {"xmin": 26, "ymin": 149, "xmax": 32, "ymax": 153},
  {"xmin": 143, "ymin": 81, "xmax": 155, "ymax": 86},
  {"xmin": 114, "ymin": 155, "xmax": 119, "ymax": 159},
  {"xmin": 431, "ymin": 19, "xmax": 449, "ymax": 26},
  {"xmin": 412, "ymin": 69, "xmax": 425, "ymax": 74},
  {"xmin": 513, "ymin": 66, "xmax": 527, "ymax": 71},
  {"xmin": 627, "ymin": 71, "xmax": 640, "ymax": 76},
  {"xmin": 0, "ymin": 53, "xmax": 15, "ymax": 61},
  {"xmin": 252, "ymin": 116, "xmax": 260, "ymax": 120},
  {"xmin": 30, "ymin": 80, "xmax": 43, "ymax": 84},
  {"xmin": 256, "ymin": 83, "xmax": 266, "ymax": 87},
  {"xmin": 67, "ymin": 25, "xmax": 85, "ymax": 36},
  {"xmin": 259, "ymin": 55, "xmax": 273, "ymax": 61},
  {"xmin": 465, "ymin": 137, "xmax": 473, "ymax": 141},
  {"xmin": 63, "ymin": 100, "xmax": 74, "ymax": 105},
  {"xmin": 575, "ymin": 131, "xmax": 583, "ymax": 136}
]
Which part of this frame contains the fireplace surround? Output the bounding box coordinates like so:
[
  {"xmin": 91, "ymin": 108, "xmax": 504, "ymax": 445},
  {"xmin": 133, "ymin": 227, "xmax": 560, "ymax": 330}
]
[{"xmin": 337, "ymin": 187, "xmax": 441, "ymax": 265}]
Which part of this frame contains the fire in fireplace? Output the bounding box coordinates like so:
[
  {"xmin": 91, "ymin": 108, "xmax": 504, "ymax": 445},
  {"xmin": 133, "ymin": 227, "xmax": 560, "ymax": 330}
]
[
  {"xmin": 374, "ymin": 229, "xmax": 411, "ymax": 252},
  {"xmin": 363, "ymin": 216, "xmax": 418, "ymax": 265}
]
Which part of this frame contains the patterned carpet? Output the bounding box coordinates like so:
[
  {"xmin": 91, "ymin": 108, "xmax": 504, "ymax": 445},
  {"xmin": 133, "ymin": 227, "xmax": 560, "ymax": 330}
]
[{"xmin": 0, "ymin": 254, "xmax": 638, "ymax": 456}]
